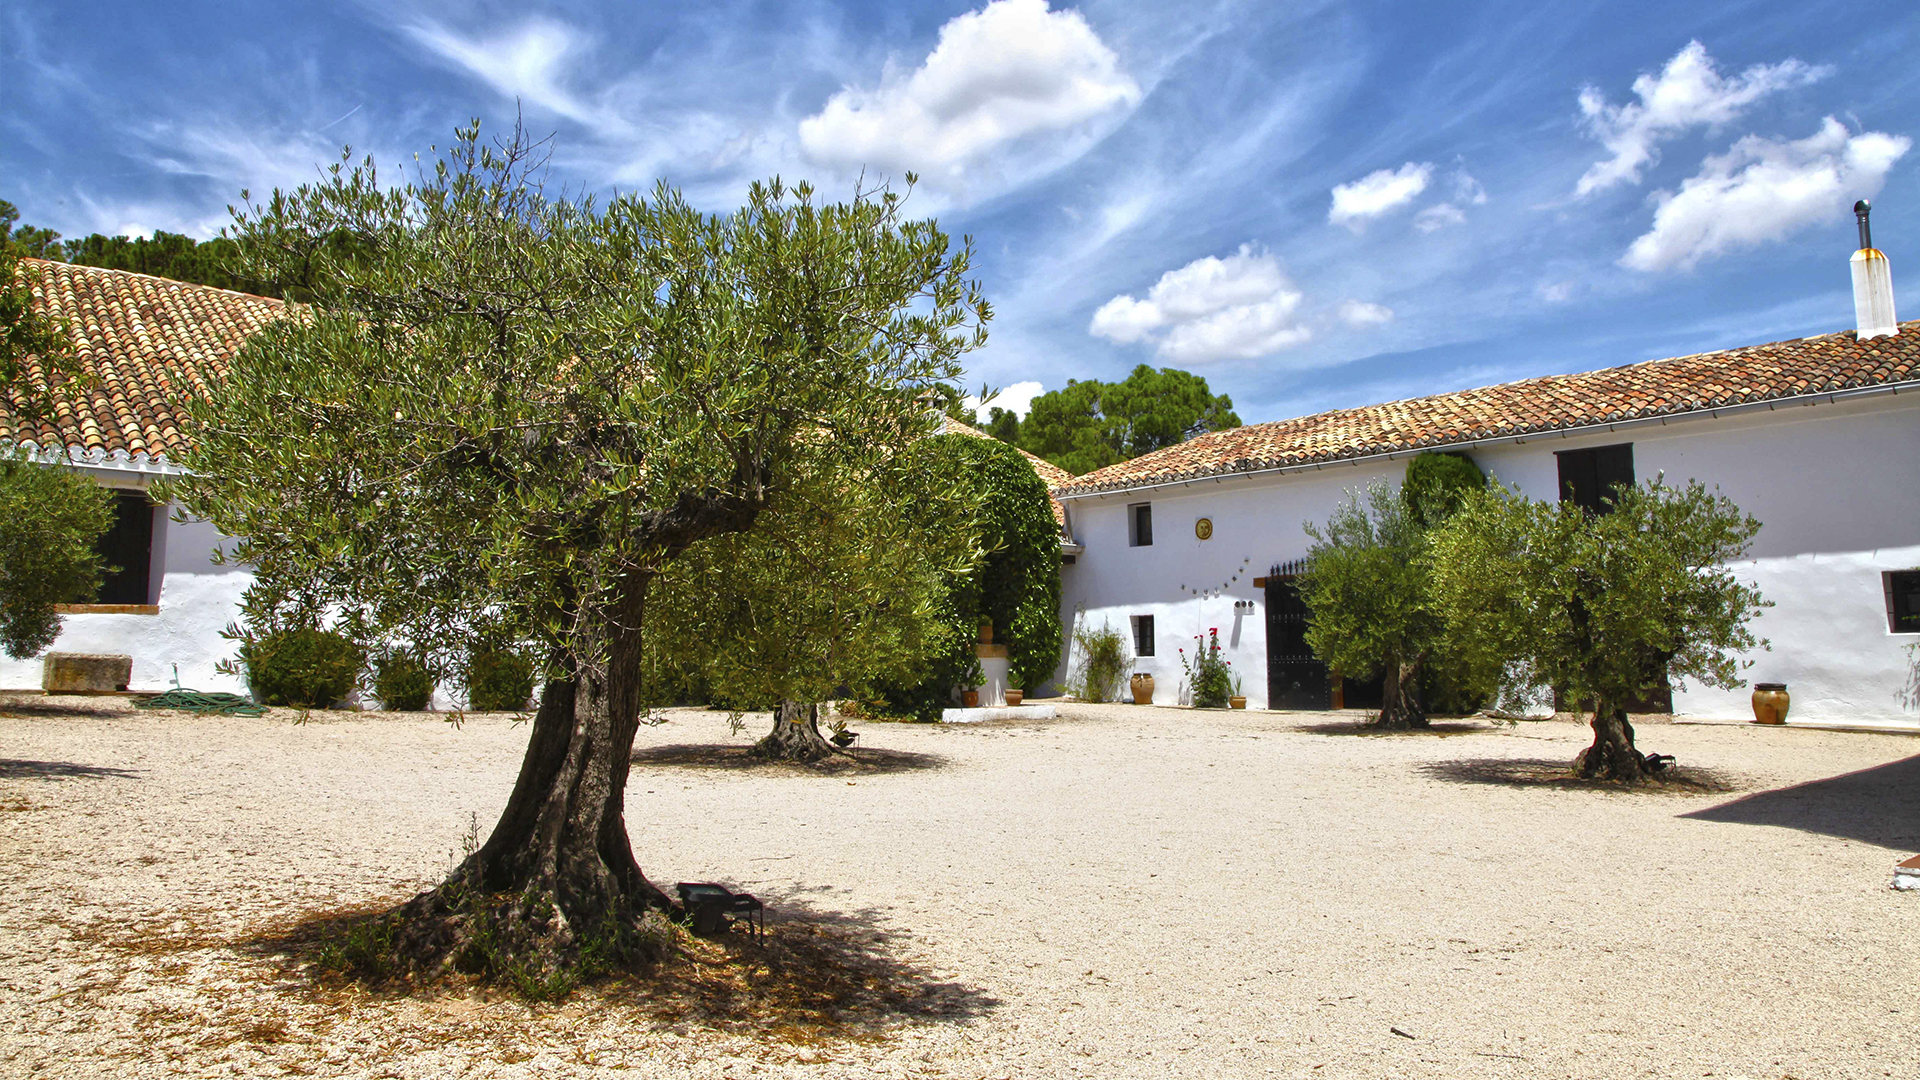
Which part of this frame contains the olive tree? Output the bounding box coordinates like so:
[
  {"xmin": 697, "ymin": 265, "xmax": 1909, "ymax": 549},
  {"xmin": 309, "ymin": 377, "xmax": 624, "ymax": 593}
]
[
  {"xmin": 1297, "ymin": 482, "xmax": 1443, "ymax": 728},
  {"xmin": 1430, "ymin": 479, "xmax": 1767, "ymax": 781},
  {"xmin": 645, "ymin": 454, "xmax": 983, "ymax": 762},
  {"xmin": 173, "ymin": 126, "xmax": 989, "ymax": 985}
]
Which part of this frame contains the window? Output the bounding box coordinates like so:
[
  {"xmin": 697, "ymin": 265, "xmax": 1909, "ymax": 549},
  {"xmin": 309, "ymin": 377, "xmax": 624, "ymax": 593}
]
[
  {"xmin": 1887, "ymin": 571, "xmax": 1920, "ymax": 634},
  {"xmin": 1131, "ymin": 615, "xmax": 1155, "ymax": 656},
  {"xmin": 1555, "ymin": 444, "xmax": 1634, "ymax": 514},
  {"xmin": 94, "ymin": 492, "xmax": 155, "ymax": 605},
  {"xmin": 1129, "ymin": 502, "xmax": 1153, "ymax": 547}
]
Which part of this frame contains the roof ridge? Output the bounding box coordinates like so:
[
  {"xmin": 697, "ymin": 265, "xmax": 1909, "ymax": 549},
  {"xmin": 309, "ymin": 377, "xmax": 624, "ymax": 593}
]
[
  {"xmin": 1062, "ymin": 321, "xmax": 1919, "ymax": 496},
  {"xmin": 20, "ymin": 256, "xmax": 288, "ymax": 307}
]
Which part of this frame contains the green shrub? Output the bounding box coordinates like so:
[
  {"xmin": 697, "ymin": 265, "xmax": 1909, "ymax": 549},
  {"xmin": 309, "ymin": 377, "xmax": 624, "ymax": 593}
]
[
  {"xmin": 1071, "ymin": 621, "xmax": 1128, "ymax": 702},
  {"xmin": 467, "ymin": 650, "xmax": 535, "ymax": 712},
  {"xmin": 1180, "ymin": 628, "xmax": 1233, "ymax": 708},
  {"xmin": 246, "ymin": 628, "xmax": 364, "ymax": 707},
  {"xmin": 374, "ymin": 649, "xmax": 436, "ymax": 711}
]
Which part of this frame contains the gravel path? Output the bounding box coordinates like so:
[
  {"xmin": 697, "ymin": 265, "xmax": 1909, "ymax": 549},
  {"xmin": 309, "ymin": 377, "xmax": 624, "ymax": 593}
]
[{"xmin": 1, "ymin": 694, "xmax": 1916, "ymax": 1079}]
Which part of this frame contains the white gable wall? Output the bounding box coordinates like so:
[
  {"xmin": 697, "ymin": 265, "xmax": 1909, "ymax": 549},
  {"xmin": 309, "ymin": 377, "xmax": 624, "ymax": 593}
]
[{"xmin": 1060, "ymin": 391, "xmax": 1920, "ymax": 725}]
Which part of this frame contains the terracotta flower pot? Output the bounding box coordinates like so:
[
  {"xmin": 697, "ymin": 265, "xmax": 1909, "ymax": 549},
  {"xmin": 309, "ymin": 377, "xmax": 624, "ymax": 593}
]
[
  {"xmin": 1129, "ymin": 673, "xmax": 1154, "ymax": 705},
  {"xmin": 961, "ymin": 689, "xmax": 980, "ymax": 708},
  {"xmin": 1229, "ymin": 696, "xmax": 1247, "ymax": 710},
  {"xmin": 1004, "ymin": 689, "xmax": 1024, "ymax": 707},
  {"xmin": 1751, "ymin": 682, "xmax": 1789, "ymax": 724}
]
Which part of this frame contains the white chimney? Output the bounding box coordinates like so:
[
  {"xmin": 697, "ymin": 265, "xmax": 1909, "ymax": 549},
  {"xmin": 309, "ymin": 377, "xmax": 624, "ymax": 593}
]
[{"xmin": 1851, "ymin": 199, "xmax": 1897, "ymax": 340}]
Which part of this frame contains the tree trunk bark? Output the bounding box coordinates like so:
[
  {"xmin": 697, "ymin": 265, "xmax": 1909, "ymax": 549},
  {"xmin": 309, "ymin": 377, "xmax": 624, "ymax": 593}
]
[
  {"xmin": 388, "ymin": 574, "xmax": 673, "ymax": 987},
  {"xmin": 1370, "ymin": 657, "xmax": 1428, "ymax": 729},
  {"xmin": 1575, "ymin": 705, "xmax": 1649, "ymax": 781},
  {"xmin": 753, "ymin": 699, "xmax": 836, "ymax": 763}
]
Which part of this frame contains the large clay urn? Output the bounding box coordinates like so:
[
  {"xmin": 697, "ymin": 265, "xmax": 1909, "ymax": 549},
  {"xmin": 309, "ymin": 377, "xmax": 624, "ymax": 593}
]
[
  {"xmin": 1129, "ymin": 673, "xmax": 1155, "ymax": 705},
  {"xmin": 1751, "ymin": 682, "xmax": 1790, "ymax": 724}
]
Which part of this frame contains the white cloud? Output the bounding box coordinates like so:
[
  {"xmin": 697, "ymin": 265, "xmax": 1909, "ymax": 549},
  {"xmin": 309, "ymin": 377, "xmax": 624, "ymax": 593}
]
[
  {"xmin": 1337, "ymin": 299, "xmax": 1394, "ymax": 326},
  {"xmin": 405, "ymin": 18, "xmax": 623, "ymax": 133},
  {"xmin": 1620, "ymin": 117, "xmax": 1910, "ymax": 272},
  {"xmin": 1413, "ymin": 202, "xmax": 1466, "ymax": 233},
  {"xmin": 1575, "ymin": 40, "xmax": 1828, "ymax": 197},
  {"xmin": 965, "ymin": 379, "xmax": 1045, "ymax": 419},
  {"xmin": 1538, "ymin": 280, "xmax": 1575, "ymax": 303},
  {"xmin": 1089, "ymin": 244, "xmax": 1311, "ymax": 362},
  {"xmin": 1452, "ymin": 169, "xmax": 1487, "ymax": 205},
  {"xmin": 1328, "ymin": 162, "xmax": 1432, "ymax": 230},
  {"xmin": 798, "ymin": 0, "xmax": 1141, "ymax": 194}
]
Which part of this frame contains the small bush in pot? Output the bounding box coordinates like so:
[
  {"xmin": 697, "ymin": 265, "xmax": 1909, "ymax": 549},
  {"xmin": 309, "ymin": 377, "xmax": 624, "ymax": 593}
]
[
  {"xmin": 374, "ymin": 649, "xmax": 436, "ymax": 711},
  {"xmin": 1179, "ymin": 628, "xmax": 1233, "ymax": 708},
  {"xmin": 467, "ymin": 649, "xmax": 535, "ymax": 712},
  {"xmin": 247, "ymin": 628, "xmax": 364, "ymax": 708}
]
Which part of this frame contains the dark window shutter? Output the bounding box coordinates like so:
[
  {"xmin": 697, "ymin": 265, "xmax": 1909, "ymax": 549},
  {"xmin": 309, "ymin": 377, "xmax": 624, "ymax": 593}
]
[
  {"xmin": 1133, "ymin": 503, "xmax": 1153, "ymax": 546},
  {"xmin": 95, "ymin": 493, "xmax": 154, "ymax": 604},
  {"xmin": 1133, "ymin": 615, "xmax": 1156, "ymax": 656},
  {"xmin": 1556, "ymin": 444, "xmax": 1634, "ymax": 514},
  {"xmin": 1889, "ymin": 571, "xmax": 1920, "ymax": 633}
]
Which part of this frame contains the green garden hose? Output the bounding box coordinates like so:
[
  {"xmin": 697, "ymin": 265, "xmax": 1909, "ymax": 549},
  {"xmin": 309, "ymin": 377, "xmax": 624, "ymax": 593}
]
[{"xmin": 134, "ymin": 688, "xmax": 268, "ymax": 717}]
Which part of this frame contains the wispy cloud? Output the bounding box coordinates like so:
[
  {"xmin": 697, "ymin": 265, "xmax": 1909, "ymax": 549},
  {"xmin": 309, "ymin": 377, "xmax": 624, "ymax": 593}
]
[
  {"xmin": 1574, "ymin": 40, "xmax": 1828, "ymax": 197},
  {"xmin": 403, "ymin": 18, "xmax": 622, "ymax": 133},
  {"xmin": 1337, "ymin": 299, "xmax": 1394, "ymax": 326},
  {"xmin": 1621, "ymin": 118, "xmax": 1909, "ymax": 272}
]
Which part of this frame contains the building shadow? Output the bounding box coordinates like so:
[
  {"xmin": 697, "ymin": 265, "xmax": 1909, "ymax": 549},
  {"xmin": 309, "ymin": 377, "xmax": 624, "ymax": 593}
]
[
  {"xmin": 629, "ymin": 744, "xmax": 948, "ymax": 775},
  {"xmin": 1419, "ymin": 757, "xmax": 1741, "ymax": 794},
  {"xmin": 0, "ymin": 758, "xmax": 143, "ymax": 781},
  {"xmin": 1679, "ymin": 753, "xmax": 1920, "ymax": 849}
]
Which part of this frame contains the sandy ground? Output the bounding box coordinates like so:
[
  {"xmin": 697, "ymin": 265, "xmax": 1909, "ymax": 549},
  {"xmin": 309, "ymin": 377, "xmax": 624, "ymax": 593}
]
[{"xmin": 1, "ymin": 694, "xmax": 1916, "ymax": 1080}]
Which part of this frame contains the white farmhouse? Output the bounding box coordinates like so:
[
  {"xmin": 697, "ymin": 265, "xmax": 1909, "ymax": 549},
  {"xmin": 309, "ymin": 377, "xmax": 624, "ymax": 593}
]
[
  {"xmin": 1, "ymin": 259, "xmax": 283, "ymax": 693},
  {"xmin": 1054, "ymin": 240, "xmax": 1919, "ymax": 728}
]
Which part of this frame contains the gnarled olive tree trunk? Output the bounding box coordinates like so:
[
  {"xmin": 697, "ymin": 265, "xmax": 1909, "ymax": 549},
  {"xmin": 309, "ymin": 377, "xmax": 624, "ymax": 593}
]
[
  {"xmin": 1576, "ymin": 706, "xmax": 1650, "ymax": 781},
  {"xmin": 1370, "ymin": 656, "xmax": 1428, "ymax": 730},
  {"xmin": 392, "ymin": 575, "xmax": 672, "ymax": 981},
  {"xmin": 754, "ymin": 699, "xmax": 836, "ymax": 762}
]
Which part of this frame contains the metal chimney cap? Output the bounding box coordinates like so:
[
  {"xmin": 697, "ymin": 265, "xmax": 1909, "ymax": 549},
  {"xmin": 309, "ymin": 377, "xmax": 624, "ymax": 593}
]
[{"xmin": 1856, "ymin": 200, "xmax": 1872, "ymax": 215}]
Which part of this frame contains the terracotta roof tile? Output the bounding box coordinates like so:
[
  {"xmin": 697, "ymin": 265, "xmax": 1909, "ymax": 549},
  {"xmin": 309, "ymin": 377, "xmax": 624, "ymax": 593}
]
[
  {"xmin": 3, "ymin": 259, "xmax": 286, "ymax": 465},
  {"xmin": 1059, "ymin": 322, "xmax": 1920, "ymax": 496}
]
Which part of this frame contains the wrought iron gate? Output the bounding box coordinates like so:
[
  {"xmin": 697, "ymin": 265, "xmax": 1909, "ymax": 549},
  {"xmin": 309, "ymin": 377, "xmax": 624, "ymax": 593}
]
[{"xmin": 1264, "ymin": 560, "xmax": 1331, "ymax": 710}]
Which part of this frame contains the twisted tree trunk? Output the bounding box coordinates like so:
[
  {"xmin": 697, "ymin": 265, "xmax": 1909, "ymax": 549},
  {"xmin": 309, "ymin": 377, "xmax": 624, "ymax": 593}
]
[
  {"xmin": 390, "ymin": 575, "xmax": 672, "ymax": 985},
  {"xmin": 754, "ymin": 699, "xmax": 835, "ymax": 762},
  {"xmin": 1370, "ymin": 656, "xmax": 1428, "ymax": 729},
  {"xmin": 1576, "ymin": 705, "xmax": 1650, "ymax": 781}
]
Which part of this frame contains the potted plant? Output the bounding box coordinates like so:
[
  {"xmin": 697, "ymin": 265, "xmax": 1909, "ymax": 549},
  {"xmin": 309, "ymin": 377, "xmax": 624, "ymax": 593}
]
[
  {"xmin": 1004, "ymin": 669, "xmax": 1025, "ymax": 707},
  {"xmin": 1228, "ymin": 667, "xmax": 1247, "ymax": 710},
  {"xmin": 958, "ymin": 655, "xmax": 983, "ymax": 708}
]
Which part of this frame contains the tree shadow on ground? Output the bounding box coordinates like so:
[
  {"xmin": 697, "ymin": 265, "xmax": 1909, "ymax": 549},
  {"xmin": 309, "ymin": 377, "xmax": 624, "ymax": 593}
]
[
  {"xmin": 240, "ymin": 891, "xmax": 997, "ymax": 1042},
  {"xmin": 0, "ymin": 758, "xmax": 143, "ymax": 781},
  {"xmin": 0, "ymin": 695, "xmax": 128, "ymax": 721},
  {"xmin": 1419, "ymin": 757, "xmax": 1742, "ymax": 794},
  {"xmin": 630, "ymin": 744, "xmax": 947, "ymax": 775},
  {"xmin": 1296, "ymin": 719, "xmax": 1490, "ymax": 737},
  {"xmin": 1679, "ymin": 753, "xmax": 1920, "ymax": 849}
]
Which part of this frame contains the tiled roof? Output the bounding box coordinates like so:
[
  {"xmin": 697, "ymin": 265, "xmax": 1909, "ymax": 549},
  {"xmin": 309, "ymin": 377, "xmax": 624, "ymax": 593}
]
[
  {"xmin": 3, "ymin": 258, "xmax": 286, "ymax": 465},
  {"xmin": 941, "ymin": 415, "xmax": 1076, "ymax": 534},
  {"xmin": 1058, "ymin": 322, "xmax": 1920, "ymax": 496}
]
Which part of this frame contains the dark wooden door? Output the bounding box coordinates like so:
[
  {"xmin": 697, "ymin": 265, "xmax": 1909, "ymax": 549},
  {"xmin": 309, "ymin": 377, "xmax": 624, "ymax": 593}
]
[{"xmin": 1265, "ymin": 567, "xmax": 1330, "ymax": 710}]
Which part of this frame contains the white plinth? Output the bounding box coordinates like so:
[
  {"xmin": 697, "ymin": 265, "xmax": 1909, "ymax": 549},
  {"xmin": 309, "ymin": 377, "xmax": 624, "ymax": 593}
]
[{"xmin": 940, "ymin": 704, "xmax": 1058, "ymax": 724}]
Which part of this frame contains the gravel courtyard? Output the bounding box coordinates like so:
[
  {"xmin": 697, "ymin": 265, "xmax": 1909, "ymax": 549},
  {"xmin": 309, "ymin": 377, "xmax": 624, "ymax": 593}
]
[{"xmin": 1, "ymin": 694, "xmax": 1915, "ymax": 1079}]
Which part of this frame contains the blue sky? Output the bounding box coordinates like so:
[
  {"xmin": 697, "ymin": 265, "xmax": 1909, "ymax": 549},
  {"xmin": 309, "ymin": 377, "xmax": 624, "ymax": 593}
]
[{"xmin": 6, "ymin": 0, "xmax": 1916, "ymax": 424}]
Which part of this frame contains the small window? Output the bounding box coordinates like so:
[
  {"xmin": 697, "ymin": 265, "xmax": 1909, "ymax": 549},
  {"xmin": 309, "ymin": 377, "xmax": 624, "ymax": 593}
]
[
  {"xmin": 95, "ymin": 492, "xmax": 155, "ymax": 605},
  {"xmin": 1887, "ymin": 571, "xmax": 1920, "ymax": 634},
  {"xmin": 1555, "ymin": 444, "xmax": 1634, "ymax": 514},
  {"xmin": 1129, "ymin": 502, "xmax": 1153, "ymax": 547},
  {"xmin": 1131, "ymin": 615, "xmax": 1155, "ymax": 656}
]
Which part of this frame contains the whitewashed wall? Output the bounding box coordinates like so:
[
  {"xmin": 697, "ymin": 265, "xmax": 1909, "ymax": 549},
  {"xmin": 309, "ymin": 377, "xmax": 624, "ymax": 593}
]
[
  {"xmin": 0, "ymin": 506, "xmax": 253, "ymax": 694},
  {"xmin": 1059, "ymin": 392, "xmax": 1920, "ymax": 725}
]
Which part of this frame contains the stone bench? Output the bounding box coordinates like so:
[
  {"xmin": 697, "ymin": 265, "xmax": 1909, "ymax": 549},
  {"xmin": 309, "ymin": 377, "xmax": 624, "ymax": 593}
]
[{"xmin": 42, "ymin": 653, "xmax": 133, "ymax": 694}]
